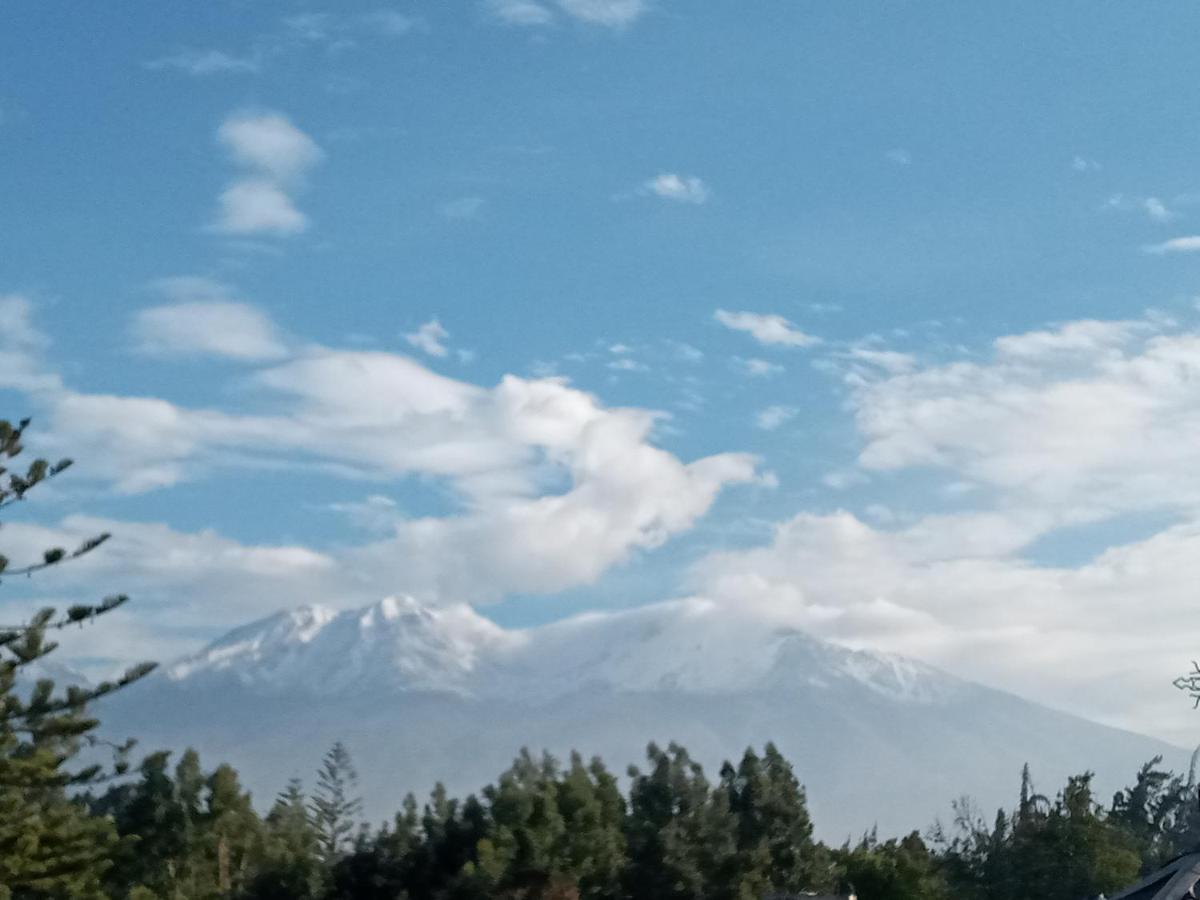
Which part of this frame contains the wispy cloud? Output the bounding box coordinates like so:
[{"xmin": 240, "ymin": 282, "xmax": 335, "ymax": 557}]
[
  {"xmin": 485, "ymin": 0, "xmax": 648, "ymax": 27},
  {"xmin": 487, "ymin": 0, "xmax": 557, "ymax": 25},
  {"xmin": 755, "ymin": 405, "xmax": 797, "ymax": 431},
  {"xmin": 1144, "ymin": 235, "xmax": 1200, "ymax": 254},
  {"xmin": 145, "ymin": 49, "xmax": 259, "ymax": 76},
  {"xmin": 282, "ymin": 11, "xmax": 422, "ymax": 46},
  {"xmin": 557, "ymin": 0, "xmax": 648, "ymax": 26},
  {"xmin": 1071, "ymin": 155, "xmax": 1101, "ymax": 172},
  {"xmin": 734, "ymin": 357, "xmax": 784, "ymax": 378},
  {"xmin": 1104, "ymin": 193, "xmax": 1176, "ymax": 222},
  {"xmin": 405, "ymin": 319, "xmax": 451, "ymax": 358},
  {"xmin": 714, "ymin": 309, "xmax": 820, "ymax": 347},
  {"xmin": 212, "ymin": 111, "xmax": 323, "ymax": 237},
  {"xmin": 884, "ymin": 147, "xmax": 911, "ymax": 166}
]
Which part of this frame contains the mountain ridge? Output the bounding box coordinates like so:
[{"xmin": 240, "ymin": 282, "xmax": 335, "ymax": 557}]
[{"xmin": 102, "ymin": 595, "xmax": 1185, "ymax": 840}]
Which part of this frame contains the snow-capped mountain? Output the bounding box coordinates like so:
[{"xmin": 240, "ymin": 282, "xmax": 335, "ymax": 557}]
[
  {"xmin": 102, "ymin": 596, "xmax": 1184, "ymax": 839},
  {"xmin": 165, "ymin": 595, "xmax": 960, "ymax": 705}
]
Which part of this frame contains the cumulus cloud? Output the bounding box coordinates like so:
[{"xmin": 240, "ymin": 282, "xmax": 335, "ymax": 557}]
[
  {"xmin": 643, "ymin": 172, "xmax": 709, "ymax": 204},
  {"xmin": 848, "ymin": 317, "xmax": 1200, "ymax": 517},
  {"xmin": 212, "ymin": 112, "xmax": 322, "ymax": 237},
  {"xmin": 133, "ymin": 278, "xmax": 289, "ymax": 362},
  {"xmin": 715, "ymin": 309, "xmax": 820, "ymax": 347},
  {"xmin": 218, "ymin": 112, "xmax": 323, "ymax": 184},
  {"xmin": 7, "ymin": 298, "xmax": 759, "ymax": 632}
]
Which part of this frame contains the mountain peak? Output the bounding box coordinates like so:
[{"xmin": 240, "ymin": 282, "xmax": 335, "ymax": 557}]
[{"xmin": 165, "ymin": 595, "xmax": 965, "ymax": 707}]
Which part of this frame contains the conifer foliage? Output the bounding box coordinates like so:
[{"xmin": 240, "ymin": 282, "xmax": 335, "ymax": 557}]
[
  {"xmin": 309, "ymin": 742, "xmax": 363, "ymax": 866},
  {"xmin": 0, "ymin": 417, "xmax": 155, "ymax": 898}
]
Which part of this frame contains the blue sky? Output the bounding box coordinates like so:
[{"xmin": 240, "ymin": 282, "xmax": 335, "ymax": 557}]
[{"xmin": 7, "ymin": 0, "xmax": 1200, "ymax": 741}]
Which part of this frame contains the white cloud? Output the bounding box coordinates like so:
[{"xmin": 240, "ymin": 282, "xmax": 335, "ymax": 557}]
[
  {"xmin": 215, "ymin": 180, "xmax": 309, "ymax": 236},
  {"xmin": 885, "ymin": 147, "xmax": 911, "ymax": 166},
  {"xmin": 133, "ymin": 278, "xmax": 289, "ymax": 362},
  {"xmin": 405, "ymin": 319, "xmax": 451, "ymax": 358},
  {"xmin": 1071, "ymin": 155, "xmax": 1101, "ymax": 172},
  {"xmin": 6, "ymin": 299, "xmax": 759, "ymax": 617},
  {"xmin": 0, "ymin": 514, "xmax": 345, "ymax": 671},
  {"xmin": 755, "ymin": 405, "xmax": 797, "ymax": 431},
  {"xmin": 218, "ymin": 112, "xmax": 323, "ymax": 184},
  {"xmin": 714, "ymin": 309, "xmax": 820, "ymax": 347},
  {"xmin": 1145, "ymin": 235, "xmax": 1200, "ymax": 254},
  {"xmin": 146, "ymin": 49, "xmax": 259, "ymax": 76},
  {"xmin": 847, "ymin": 317, "xmax": 1200, "ymax": 518},
  {"xmin": 643, "ymin": 172, "xmax": 709, "ymax": 204},
  {"xmin": 0, "ymin": 294, "xmax": 59, "ymax": 393},
  {"xmin": 687, "ymin": 508, "xmax": 1200, "ymax": 743},
  {"xmin": 212, "ymin": 112, "xmax": 322, "ymax": 237}
]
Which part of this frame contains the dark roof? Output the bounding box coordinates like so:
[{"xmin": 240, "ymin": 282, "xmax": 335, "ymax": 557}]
[{"xmin": 1107, "ymin": 851, "xmax": 1200, "ymax": 900}]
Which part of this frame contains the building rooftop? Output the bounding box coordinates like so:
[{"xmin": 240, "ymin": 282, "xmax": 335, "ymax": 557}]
[{"xmin": 1107, "ymin": 851, "xmax": 1200, "ymax": 900}]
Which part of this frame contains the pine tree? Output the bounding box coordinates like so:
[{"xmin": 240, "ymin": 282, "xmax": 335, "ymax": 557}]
[
  {"xmin": 249, "ymin": 778, "xmax": 326, "ymax": 899},
  {"xmin": 0, "ymin": 417, "xmax": 155, "ymax": 897},
  {"xmin": 201, "ymin": 763, "xmax": 264, "ymax": 897},
  {"xmin": 309, "ymin": 741, "xmax": 363, "ymax": 865}
]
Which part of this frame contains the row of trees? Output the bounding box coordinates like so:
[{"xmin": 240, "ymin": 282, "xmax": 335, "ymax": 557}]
[{"xmin": 61, "ymin": 740, "xmax": 1200, "ymax": 900}]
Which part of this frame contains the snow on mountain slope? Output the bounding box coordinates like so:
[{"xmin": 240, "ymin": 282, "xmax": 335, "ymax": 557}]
[
  {"xmin": 104, "ymin": 595, "xmax": 1185, "ymax": 840},
  {"xmin": 166, "ymin": 595, "xmax": 963, "ymax": 705},
  {"xmin": 168, "ymin": 596, "xmax": 519, "ymax": 696}
]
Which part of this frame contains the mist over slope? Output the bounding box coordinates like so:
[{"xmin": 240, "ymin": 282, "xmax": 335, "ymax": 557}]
[{"xmin": 100, "ymin": 596, "xmax": 1185, "ymax": 839}]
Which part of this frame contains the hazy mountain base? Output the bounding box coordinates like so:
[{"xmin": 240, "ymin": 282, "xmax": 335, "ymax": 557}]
[{"xmin": 99, "ymin": 671, "xmax": 1184, "ymax": 840}]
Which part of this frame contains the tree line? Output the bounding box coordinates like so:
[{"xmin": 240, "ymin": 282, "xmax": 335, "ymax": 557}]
[
  {"xmin": 2, "ymin": 417, "xmax": 1197, "ymax": 900},
  {"xmin": 55, "ymin": 740, "xmax": 1200, "ymax": 900}
]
